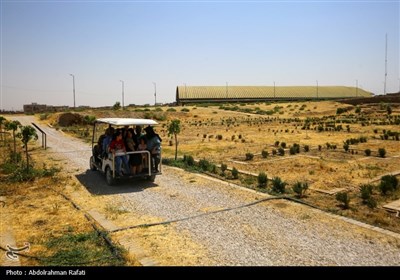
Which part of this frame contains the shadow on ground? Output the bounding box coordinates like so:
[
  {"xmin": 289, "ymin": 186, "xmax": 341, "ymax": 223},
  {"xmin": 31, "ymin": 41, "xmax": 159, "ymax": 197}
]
[{"xmin": 75, "ymin": 170, "xmax": 158, "ymax": 195}]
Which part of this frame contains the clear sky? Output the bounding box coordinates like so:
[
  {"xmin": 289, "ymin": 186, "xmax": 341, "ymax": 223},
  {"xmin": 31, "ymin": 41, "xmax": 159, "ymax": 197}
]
[{"xmin": 1, "ymin": 0, "xmax": 399, "ymax": 111}]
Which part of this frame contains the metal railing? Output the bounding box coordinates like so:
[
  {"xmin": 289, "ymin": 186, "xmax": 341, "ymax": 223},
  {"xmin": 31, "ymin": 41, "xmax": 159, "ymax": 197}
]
[
  {"xmin": 112, "ymin": 150, "xmax": 161, "ymax": 178},
  {"xmin": 31, "ymin": 123, "xmax": 47, "ymax": 149}
]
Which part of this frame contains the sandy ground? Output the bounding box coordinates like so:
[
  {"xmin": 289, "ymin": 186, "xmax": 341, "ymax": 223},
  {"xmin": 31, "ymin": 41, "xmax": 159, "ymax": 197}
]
[{"xmin": 5, "ymin": 114, "xmax": 400, "ymax": 266}]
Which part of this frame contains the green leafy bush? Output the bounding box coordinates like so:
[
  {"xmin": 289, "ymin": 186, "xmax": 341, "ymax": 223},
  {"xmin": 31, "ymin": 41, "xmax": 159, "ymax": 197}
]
[
  {"xmin": 183, "ymin": 155, "xmax": 195, "ymax": 166},
  {"xmin": 198, "ymin": 159, "xmax": 212, "ymax": 172},
  {"xmin": 379, "ymin": 175, "xmax": 398, "ymax": 195},
  {"xmin": 292, "ymin": 182, "xmax": 309, "ymax": 198},
  {"xmin": 336, "ymin": 192, "xmax": 350, "ymax": 209},
  {"xmin": 257, "ymin": 172, "xmax": 268, "ymax": 188},
  {"xmin": 271, "ymin": 177, "xmax": 286, "ymax": 193},
  {"xmin": 245, "ymin": 153, "xmax": 254, "ymax": 161},
  {"xmin": 378, "ymin": 148, "xmax": 386, "ymax": 158},
  {"xmin": 364, "ymin": 149, "xmax": 371, "ymax": 156},
  {"xmin": 231, "ymin": 167, "xmax": 239, "ymax": 179},
  {"xmin": 220, "ymin": 163, "xmax": 227, "ymax": 174},
  {"xmin": 261, "ymin": 150, "xmax": 269, "ymax": 158},
  {"xmin": 360, "ymin": 184, "xmax": 373, "ymax": 201}
]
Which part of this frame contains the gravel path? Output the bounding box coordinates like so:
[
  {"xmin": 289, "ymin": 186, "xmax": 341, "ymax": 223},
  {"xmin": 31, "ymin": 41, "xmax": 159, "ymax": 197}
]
[{"xmin": 12, "ymin": 116, "xmax": 400, "ymax": 266}]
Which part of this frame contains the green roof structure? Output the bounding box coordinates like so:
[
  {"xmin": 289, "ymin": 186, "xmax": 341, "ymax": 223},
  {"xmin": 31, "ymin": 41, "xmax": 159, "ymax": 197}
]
[{"xmin": 176, "ymin": 86, "xmax": 373, "ymax": 104}]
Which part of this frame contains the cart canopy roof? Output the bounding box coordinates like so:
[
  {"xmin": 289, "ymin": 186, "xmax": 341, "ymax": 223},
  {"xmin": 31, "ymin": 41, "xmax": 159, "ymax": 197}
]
[{"xmin": 95, "ymin": 118, "xmax": 158, "ymax": 126}]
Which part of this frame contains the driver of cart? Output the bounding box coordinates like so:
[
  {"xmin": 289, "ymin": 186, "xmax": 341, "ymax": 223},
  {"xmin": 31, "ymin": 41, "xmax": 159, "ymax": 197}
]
[
  {"xmin": 109, "ymin": 131, "xmax": 130, "ymax": 176},
  {"xmin": 145, "ymin": 126, "xmax": 162, "ymax": 172}
]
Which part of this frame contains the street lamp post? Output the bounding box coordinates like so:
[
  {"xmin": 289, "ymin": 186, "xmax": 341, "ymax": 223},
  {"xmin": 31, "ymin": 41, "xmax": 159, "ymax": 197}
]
[
  {"xmin": 273, "ymin": 81, "xmax": 276, "ymax": 98},
  {"xmin": 120, "ymin": 80, "xmax": 124, "ymax": 110},
  {"xmin": 226, "ymin": 82, "xmax": 228, "ymax": 99},
  {"xmin": 69, "ymin": 74, "xmax": 76, "ymax": 109},
  {"xmin": 316, "ymin": 80, "xmax": 319, "ymax": 98},
  {"xmin": 356, "ymin": 79, "xmax": 358, "ymax": 97},
  {"xmin": 153, "ymin": 82, "xmax": 157, "ymax": 106}
]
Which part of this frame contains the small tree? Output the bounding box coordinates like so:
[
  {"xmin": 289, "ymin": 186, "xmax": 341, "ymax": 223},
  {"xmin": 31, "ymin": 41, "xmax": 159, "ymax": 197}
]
[
  {"xmin": 231, "ymin": 167, "xmax": 239, "ymax": 179},
  {"xmin": 245, "ymin": 153, "xmax": 254, "ymax": 161},
  {"xmin": 271, "ymin": 177, "xmax": 287, "ymax": 193},
  {"xmin": 261, "ymin": 150, "xmax": 269, "ymax": 158},
  {"xmin": 292, "ymin": 182, "xmax": 309, "ymax": 198},
  {"xmin": 113, "ymin": 101, "xmax": 121, "ymax": 110},
  {"xmin": 220, "ymin": 163, "xmax": 227, "ymax": 175},
  {"xmin": 336, "ymin": 192, "xmax": 350, "ymax": 209},
  {"xmin": 258, "ymin": 172, "xmax": 268, "ymax": 188},
  {"xmin": 18, "ymin": 125, "xmax": 38, "ymax": 171},
  {"xmin": 378, "ymin": 148, "xmax": 386, "ymax": 158},
  {"xmin": 364, "ymin": 149, "xmax": 371, "ymax": 156},
  {"xmin": 360, "ymin": 184, "xmax": 373, "ymax": 202},
  {"xmin": 168, "ymin": 119, "xmax": 181, "ymax": 160},
  {"xmin": 387, "ymin": 105, "xmax": 392, "ymax": 115},
  {"xmin": 379, "ymin": 175, "xmax": 398, "ymax": 195},
  {"xmin": 5, "ymin": 120, "xmax": 21, "ymax": 161}
]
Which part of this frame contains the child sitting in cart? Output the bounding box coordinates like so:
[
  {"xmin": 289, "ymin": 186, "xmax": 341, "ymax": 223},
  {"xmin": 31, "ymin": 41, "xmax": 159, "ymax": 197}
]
[{"xmin": 109, "ymin": 131, "xmax": 130, "ymax": 176}]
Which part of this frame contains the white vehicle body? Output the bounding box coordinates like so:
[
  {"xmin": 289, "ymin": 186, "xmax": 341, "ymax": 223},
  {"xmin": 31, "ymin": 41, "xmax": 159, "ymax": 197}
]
[{"xmin": 90, "ymin": 118, "xmax": 162, "ymax": 185}]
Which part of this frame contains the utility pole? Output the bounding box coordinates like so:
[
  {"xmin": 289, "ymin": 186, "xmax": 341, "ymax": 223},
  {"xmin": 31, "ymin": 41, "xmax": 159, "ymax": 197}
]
[
  {"xmin": 356, "ymin": 79, "xmax": 358, "ymax": 97},
  {"xmin": 384, "ymin": 33, "xmax": 388, "ymax": 95},
  {"xmin": 316, "ymin": 80, "xmax": 319, "ymax": 98},
  {"xmin": 69, "ymin": 74, "xmax": 76, "ymax": 109},
  {"xmin": 119, "ymin": 80, "xmax": 124, "ymax": 109},
  {"xmin": 153, "ymin": 82, "xmax": 157, "ymax": 106},
  {"xmin": 273, "ymin": 81, "xmax": 276, "ymax": 98}
]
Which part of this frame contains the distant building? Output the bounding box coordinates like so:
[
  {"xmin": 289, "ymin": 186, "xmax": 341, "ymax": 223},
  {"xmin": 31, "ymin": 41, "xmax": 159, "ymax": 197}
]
[
  {"xmin": 23, "ymin": 103, "xmax": 69, "ymax": 114},
  {"xmin": 176, "ymin": 86, "xmax": 374, "ymax": 105}
]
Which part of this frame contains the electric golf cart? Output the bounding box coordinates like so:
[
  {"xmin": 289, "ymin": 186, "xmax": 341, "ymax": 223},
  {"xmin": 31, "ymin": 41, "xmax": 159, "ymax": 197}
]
[{"xmin": 90, "ymin": 118, "xmax": 162, "ymax": 185}]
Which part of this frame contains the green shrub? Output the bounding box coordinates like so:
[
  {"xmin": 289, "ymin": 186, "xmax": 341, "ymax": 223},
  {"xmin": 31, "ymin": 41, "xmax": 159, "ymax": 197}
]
[
  {"xmin": 343, "ymin": 142, "xmax": 349, "ymax": 152},
  {"xmin": 181, "ymin": 108, "xmax": 190, "ymax": 112},
  {"xmin": 278, "ymin": 147, "xmax": 285, "ymax": 156},
  {"xmin": 167, "ymin": 108, "xmax": 177, "ymax": 112},
  {"xmin": 292, "ymin": 182, "xmax": 309, "ymax": 198},
  {"xmin": 258, "ymin": 172, "xmax": 268, "ymax": 188},
  {"xmin": 39, "ymin": 113, "xmax": 50, "ymax": 120},
  {"xmin": 272, "ymin": 149, "xmax": 277, "ymax": 156},
  {"xmin": 378, "ymin": 148, "xmax": 386, "ymax": 158},
  {"xmin": 280, "ymin": 142, "xmax": 286, "ymax": 148},
  {"xmin": 217, "ymin": 135, "xmax": 223, "ymax": 140},
  {"xmin": 271, "ymin": 177, "xmax": 287, "ymax": 193},
  {"xmin": 245, "ymin": 153, "xmax": 254, "ymax": 161},
  {"xmin": 274, "ymin": 141, "xmax": 280, "ymax": 147},
  {"xmin": 360, "ymin": 184, "xmax": 373, "ymax": 201},
  {"xmin": 261, "ymin": 150, "xmax": 269, "ymax": 158},
  {"xmin": 364, "ymin": 149, "xmax": 371, "ymax": 156},
  {"xmin": 220, "ymin": 163, "xmax": 227, "ymax": 173},
  {"xmin": 379, "ymin": 175, "xmax": 398, "ymax": 195},
  {"xmin": 366, "ymin": 197, "xmax": 377, "ymax": 209},
  {"xmin": 231, "ymin": 167, "xmax": 239, "ymax": 179},
  {"xmin": 336, "ymin": 192, "xmax": 350, "ymax": 209},
  {"xmin": 183, "ymin": 155, "xmax": 195, "ymax": 166},
  {"xmin": 303, "ymin": 145, "xmax": 310, "ymax": 152},
  {"xmin": 198, "ymin": 159, "xmax": 211, "ymax": 172}
]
